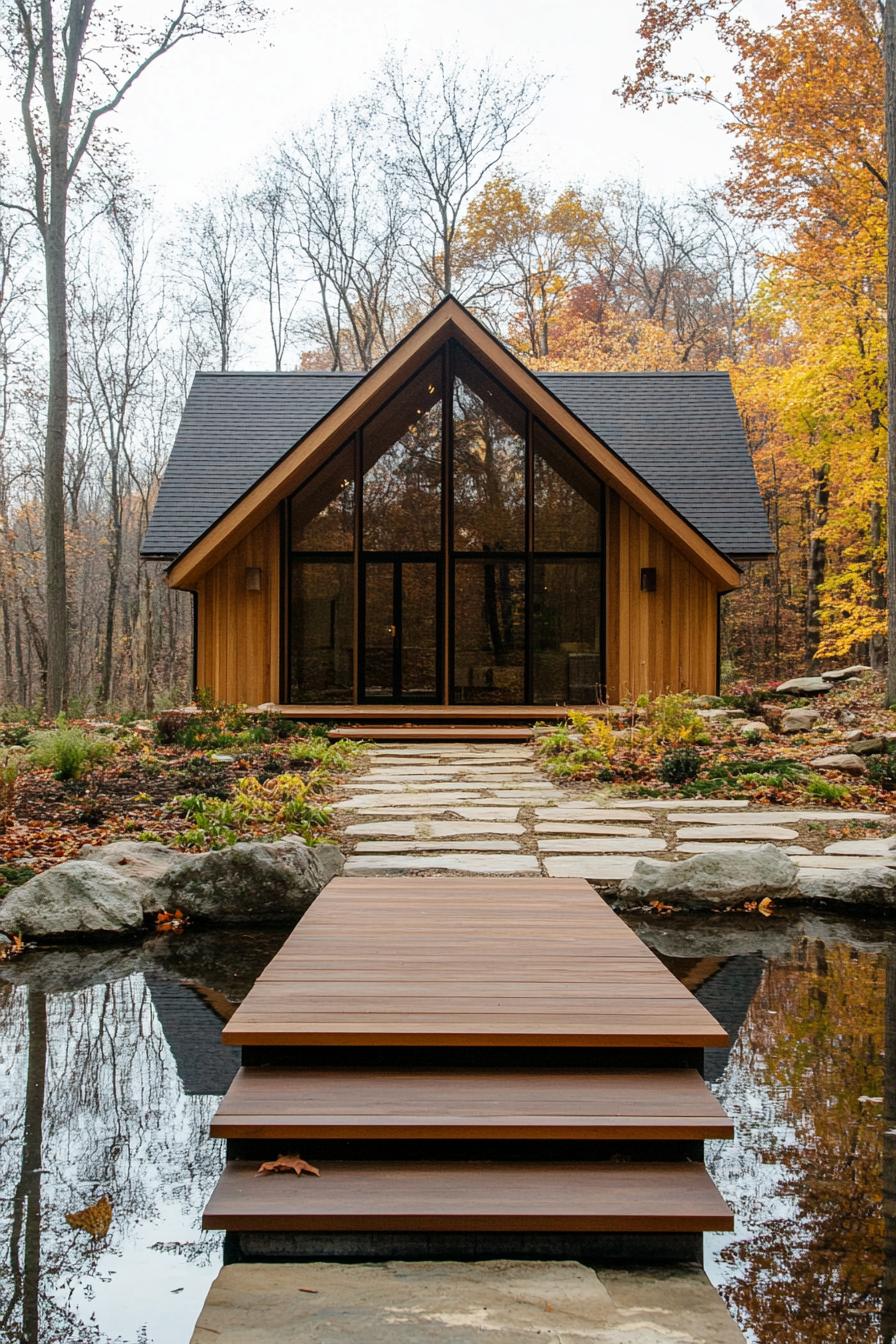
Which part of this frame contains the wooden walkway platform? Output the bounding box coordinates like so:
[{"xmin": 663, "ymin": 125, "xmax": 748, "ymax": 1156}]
[{"xmin": 204, "ymin": 877, "xmax": 733, "ymax": 1259}]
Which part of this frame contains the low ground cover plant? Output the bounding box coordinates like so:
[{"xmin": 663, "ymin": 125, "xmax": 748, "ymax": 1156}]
[
  {"xmin": 539, "ymin": 673, "xmax": 895, "ymax": 806},
  {"xmin": 28, "ymin": 722, "xmax": 115, "ymax": 780},
  {"xmin": 0, "ymin": 701, "xmax": 371, "ymax": 873}
]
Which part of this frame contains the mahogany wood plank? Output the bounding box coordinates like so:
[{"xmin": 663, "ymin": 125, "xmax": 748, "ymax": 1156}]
[
  {"xmin": 221, "ymin": 877, "xmax": 729, "ymax": 1049},
  {"xmin": 211, "ymin": 1065, "xmax": 734, "ymax": 1140},
  {"xmin": 202, "ymin": 1159, "xmax": 734, "ymax": 1232}
]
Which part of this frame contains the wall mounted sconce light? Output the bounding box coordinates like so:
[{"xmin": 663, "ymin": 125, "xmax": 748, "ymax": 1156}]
[
  {"xmin": 640, "ymin": 567, "xmax": 657, "ymax": 593},
  {"xmin": 245, "ymin": 566, "xmax": 262, "ymax": 592}
]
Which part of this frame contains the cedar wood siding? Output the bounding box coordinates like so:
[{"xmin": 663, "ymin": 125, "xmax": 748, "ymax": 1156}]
[
  {"xmin": 194, "ymin": 511, "xmax": 280, "ymax": 705},
  {"xmin": 191, "ymin": 490, "xmax": 720, "ymax": 706}
]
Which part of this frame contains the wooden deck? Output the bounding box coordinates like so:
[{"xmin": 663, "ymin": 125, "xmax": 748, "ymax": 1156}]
[
  {"xmin": 204, "ymin": 876, "xmax": 733, "ymax": 1254},
  {"xmin": 222, "ymin": 879, "xmax": 728, "ymax": 1050}
]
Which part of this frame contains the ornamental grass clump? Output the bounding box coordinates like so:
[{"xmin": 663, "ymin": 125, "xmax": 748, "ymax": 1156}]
[{"xmin": 28, "ymin": 722, "xmax": 114, "ymax": 781}]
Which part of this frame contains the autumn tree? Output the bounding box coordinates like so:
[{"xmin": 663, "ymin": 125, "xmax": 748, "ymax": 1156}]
[
  {"xmin": 623, "ymin": 0, "xmax": 888, "ymax": 672},
  {"xmin": 0, "ymin": 0, "xmax": 261, "ymax": 713}
]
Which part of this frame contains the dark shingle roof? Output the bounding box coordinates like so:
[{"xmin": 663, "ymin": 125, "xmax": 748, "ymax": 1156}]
[{"xmin": 141, "ymin": 368, "xmax": 772, "ymax": 561}]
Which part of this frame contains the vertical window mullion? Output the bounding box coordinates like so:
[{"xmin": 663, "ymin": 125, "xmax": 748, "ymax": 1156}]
[{"xmin": 524, "ymin": 407, "xmax": 534, "ymax": 704}]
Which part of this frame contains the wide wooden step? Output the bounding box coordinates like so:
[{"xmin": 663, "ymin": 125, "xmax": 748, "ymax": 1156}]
[
  {"xmin": 329, "ymin": 725, "xmax": 536, "ymax": 741},
  {"xmin": 211, "ymin": 1064, "xmax": 733, "ymax": 1141},
  {"xmin": 203, "ymin": 1158, "xmax": 733, "ymax": 1232},
  {"xmin": 222, "ymin": 878, "xmax": 729, "ymax": 1049}
]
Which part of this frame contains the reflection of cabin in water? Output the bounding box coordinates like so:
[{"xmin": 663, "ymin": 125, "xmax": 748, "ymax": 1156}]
[
  {"xmin": 141, "ymin": 297, "xmax": 771, "ymax": 715},
  {"xmin": 146, "ymin": 953, "xmax": 767, "ymax": 1098},
  {"xmin": 663, "ymin": 954, "xmax": 767, "ymax": 1084},
  {"xmin": 145, "ymin": 976, "xmax": 239, "ymax": 1095}
]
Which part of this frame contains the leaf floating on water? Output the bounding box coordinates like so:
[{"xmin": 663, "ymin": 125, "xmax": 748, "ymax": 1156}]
[
  {"xmin": 155, "ymin": 908, "xmax": 188, "ymax": 933},
  {"xmin": 65, "ymin": 1194, "xmax": 112, "ymax": 1239},
  {"xmin": 257, "ymin": 1155, "xmax": 320, "ymax": 1178},
  {"xmin": 758, "ymin": 897, "xmax": 775, "ymax": 918},
  {"xmin": 0, "ymin": 934, "xmax": 25, "ymax": 961}
]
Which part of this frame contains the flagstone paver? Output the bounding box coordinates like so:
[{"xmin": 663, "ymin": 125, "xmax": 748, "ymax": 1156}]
[
  {"xmin": 343, "ymin": 853, "xmax": 541, "ymax": 874},
  {"xmin": 353, "ymin": 840, "xmax": 522, "ymax": 852},
  {"xmin": 675, "ymin": 825, "xmax": 800, "ymax": 842},
  {"xmin": 335, "ymin": 741, "xmax": 895, "ymax": 879},
  {"xmin": 536, "ymin": 837, "xmax": 668, "ymax": 853}
]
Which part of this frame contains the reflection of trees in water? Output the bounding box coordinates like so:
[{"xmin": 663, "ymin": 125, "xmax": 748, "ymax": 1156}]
[
  {"xmin": 710, "ymin": 940, "xmax": 886, "ymax": 1344},
  {"xmin": 0, "ymin": 975, "xmax": 223, "ymax": 1344}
]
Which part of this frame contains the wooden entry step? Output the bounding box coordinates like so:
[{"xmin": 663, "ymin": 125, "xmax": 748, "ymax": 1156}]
[
  {"xmin": 264, "ymin": 704, "xmax": 611, "ymax": 723},
  {"xmin": 210, "ymin": 1064, "xmax": 734, "ymax": 1142},
  {"xmin": 203, "ymin": 1158, "xmax": 733, "ymax": 1233},
  {"xmin": 329, "ymin": 725, "xmax": 536, "ymax": 742}
]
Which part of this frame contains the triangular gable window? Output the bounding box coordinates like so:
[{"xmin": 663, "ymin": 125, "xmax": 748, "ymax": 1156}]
[{"xmin": 287, "ymin": 340, "xmax": 603, "ymax": 706}]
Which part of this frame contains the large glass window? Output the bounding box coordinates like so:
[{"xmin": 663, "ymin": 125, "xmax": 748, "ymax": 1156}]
[
  {"xmin": 363, "ymin": 358, "xmax": 442, "ymax": 550},
  {"xmin": 452, "ymin": 348, "xmax": 526, "ymax": 552},
  {"xmin": 291, "ymin": 440, "xmax": 354, "ymax": 550},
  {"xmin": 289, "ymin": 559, "xmax": 354, "ymax": 703},
  {"xmin": 534, "ymin": 422, "xmax": 602, "ymax": 552},
  {"xmin": 533, "ymin": 560, "xmax": 602, "ymax": 704},
  {"xmin": 453, "ymin": 560, "xmax": 525, "ymax": 704},
  {"xmin": 286, "ymin": 340, "xmax": 604, "ymax": 704}
]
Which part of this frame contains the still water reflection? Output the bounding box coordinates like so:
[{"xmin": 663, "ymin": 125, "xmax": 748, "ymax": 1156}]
[{"xmin": 0, "ymin": 915, "xmax": 892, "ymax": 1344}]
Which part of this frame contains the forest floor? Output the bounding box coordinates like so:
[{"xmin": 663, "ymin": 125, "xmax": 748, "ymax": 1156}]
[{"xmin": 1, "ymin": 672, "xmax": 894, "ymax": 900}]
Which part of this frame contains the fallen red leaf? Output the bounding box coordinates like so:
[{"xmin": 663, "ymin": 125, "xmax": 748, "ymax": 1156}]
[{"xmin": 257, "ymin": 1155, "xmax": 320, "ymax": 1178}]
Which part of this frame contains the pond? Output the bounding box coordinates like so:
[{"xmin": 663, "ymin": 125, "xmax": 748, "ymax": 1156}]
[{"xmin": 0, "ymin": 912, "xmax": 892, "ymax": 1344}]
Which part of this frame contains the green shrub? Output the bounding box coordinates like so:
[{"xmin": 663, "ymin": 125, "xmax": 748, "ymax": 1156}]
[
  {"xmin": 154, "ymin": 709, "xmax": 195, "ymax": 745},
  {"xmin": 659, "ymin": 745, "xmax": 702, "ymax": 786},
  {"xmin": 867, "ymin": 746, "xmax": 896, "ymax": 792},
  {"xmin": 28, "ymin": 723, "xmax": 114, "ymax": 780},
  {"xmin": 537, "ymin": 714, "xmax": 616, "ymax": 781},
  {"xmin": 641, "ymin": 693, "xmax": 709, "ymax": 747},
  {"xmin": 0, "ymin": 862, "xmax": 35, "ymax": 898},
  {"xmin": 167, "ymin": 771, "xmax": 332, "ymax": 849},
  {"xmin": 805, "ymin": 774, "xmax": 850, "ymax": 803}
]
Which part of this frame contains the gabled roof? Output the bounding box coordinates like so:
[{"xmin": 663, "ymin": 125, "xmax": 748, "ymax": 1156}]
[{"xmin": 145, "ymin": 298, "xmax": 769, "ymax": 590}]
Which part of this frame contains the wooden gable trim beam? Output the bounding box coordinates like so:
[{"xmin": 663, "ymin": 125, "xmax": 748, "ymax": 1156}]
[{"xmin": 167, "ymin": 298, "xmax": 741, "ymax": 591}]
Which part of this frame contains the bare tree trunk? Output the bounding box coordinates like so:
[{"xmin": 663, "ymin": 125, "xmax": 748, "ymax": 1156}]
[
  {"xmin": 805, "ymin": 464, "xmax": 829, "ymax": 666},
  {"xmin": 44, "ymin": 203, "xmax": 69, "ymax": 714}
]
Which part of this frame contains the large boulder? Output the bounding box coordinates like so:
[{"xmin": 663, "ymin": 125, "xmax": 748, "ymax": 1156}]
[
  {"xmin": 79, "ymin": 839, "xmax": 187, "ymax": 909},
  {"xmin": 780, "ymin": 707, "xmax": 820, "ymax": 734},
  {"xmin": 776, "ymin": 676, "xmax": 832, "ymax": 694},
  {"xmin": 617, "ymin": 845, "xmax": 799, "ymax": 911},
  {"xmin": 810, "ymin": 752, "xmax": 867, "ymax": 775},
  {"xmin": 797, "ymin": 865, "xmax": 896, "ymax": 908},
  {"xmin": 0, "ymin": 861, "xmax": 144, "ymax": 937},
  {"xmin": 821, "ymin": 665, "xmax": 872, "ymax": 682},
  {"xmin": 151, "ymin": 836, "xmax": 344, "ymax": 924}
]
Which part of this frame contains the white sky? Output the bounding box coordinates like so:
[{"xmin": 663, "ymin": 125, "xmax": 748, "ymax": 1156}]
[{"xmin": 112, "ymin": 0, "xmax": 786, "ymax": 208}]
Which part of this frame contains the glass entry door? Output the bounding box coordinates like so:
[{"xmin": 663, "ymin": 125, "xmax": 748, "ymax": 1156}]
[{"xmin": 361, "ymin": 558, "xmax": 441, "ymax": 702}]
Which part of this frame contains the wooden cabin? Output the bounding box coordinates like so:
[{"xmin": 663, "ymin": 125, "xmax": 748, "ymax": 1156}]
[{"xmin": 141, "ymin": 298, "xmax": 771, "ymax": 716}]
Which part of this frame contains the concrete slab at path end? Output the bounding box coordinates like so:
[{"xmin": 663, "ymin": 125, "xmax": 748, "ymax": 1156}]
[{"xmin": 190, "ymin": 1260, "xmax": 746, "ymax": 1344}]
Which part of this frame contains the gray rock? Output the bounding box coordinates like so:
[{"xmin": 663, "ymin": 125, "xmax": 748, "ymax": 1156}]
[
  {"xmin": 821, "ymin": 665, "xmax": 872, "ymax": 682},
  {"xmin": 617, "ymin": 845, "xmax": 799, "ymax": 910},
  {"xmin": 739, "ymin": 719, "xmax": 769, "ymax": 738},
  {"xmin": 210, "ymin": 753, "xmax": 235, "ymax": 763},
  {"xmin": 0, "ymin": 861, "xmax": 144, "ymax": 937},
  {"xmin": 692, "ymin": 695, "xmax": 726, "ymax": 708},
  {"xmin": 152, "ymin": 836, "xmax": 344, "ymax": 924},
  {"xmin": 797, "ymin": 865, "xmax": 896, "ymax": 908},
  {"xmin": 78, "ymin": 839, "xmax": 186, "ymax": 909},
  {"xmin": 838, "ymin": 736, "xmax": 885, "ymax": 755},
  {"xmin": 781, "ymin": 707, "xmax": 820, "ymax": 734},
  {"xmin": 810, "ymin": 752, "xmax": 867, "ymax": 775},
  {"xmin": 776, "ymin": 676, "xmax": 832, "ymax": 694}
]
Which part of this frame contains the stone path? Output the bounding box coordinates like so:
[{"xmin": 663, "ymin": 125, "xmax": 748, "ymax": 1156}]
[{"xmin": 336, "ymin": 743, "xmax": 895, "ymax": 879}]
